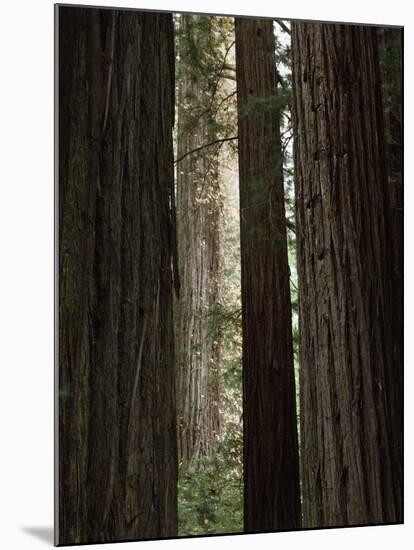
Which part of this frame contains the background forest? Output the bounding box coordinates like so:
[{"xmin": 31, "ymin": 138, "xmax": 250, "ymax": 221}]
[
  {"xmin": 58, "ymin": 6, "xmax": 403, "ymax": 545},
  {"xmin": 174, "ymin": 15, "xmax": 296, "ymax": 535}
]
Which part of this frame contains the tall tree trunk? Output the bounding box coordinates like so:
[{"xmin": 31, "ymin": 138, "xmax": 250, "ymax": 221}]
[
  {"xmin": 235, "ymin": 17, "xmax": 301, "ymax": 532},
  {"xmin": 291, "ymin": 22, "xmax": 403, "ymax": 528},
  {"xmin": 175, "ymin": 15, "xmax": 222, "ymax": 468},
  {"xmin": 58, "ymin": 6, "xmax": 177, "ymax": 544}
]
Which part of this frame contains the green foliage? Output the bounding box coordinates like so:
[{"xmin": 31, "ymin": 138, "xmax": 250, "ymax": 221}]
[
  {"xmin": 178, "ymin": 429, "xmax": 243, "ymax": 535},
  {"xmin": 239, "ymin": 88, "xmax": 291, "ymax": 119},
  {"xmin": 178, "ymin": 296, "xmax": 243, "ymax": 536},
  {"xmin": 378, "ymin": 27, "xmax": 402, "ymax": 174},
  {"xmin": 378, "ymin": 28, "xmax": 402, "ymax": 114},
  {"xmin": 174, "ymin": 14, "xmax": 238, "ymax": 157}
]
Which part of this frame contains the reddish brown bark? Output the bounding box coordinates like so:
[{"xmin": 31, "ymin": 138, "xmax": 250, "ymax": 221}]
[
  {"xmin": 235, "ymin": 17, "xmax": 301, "ymax": 532},
  {"xmin": 291, "ymin": 22, "xmax": 403, "ymax": 528},
  {"xmin": 58, "ymin": 6, "xmax": 177, "ymax": 544}
]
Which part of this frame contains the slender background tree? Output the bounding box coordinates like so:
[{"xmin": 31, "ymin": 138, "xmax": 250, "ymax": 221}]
[{"xmin": 175, "ymin": 15, "xmax": 224, "ymax": 468}]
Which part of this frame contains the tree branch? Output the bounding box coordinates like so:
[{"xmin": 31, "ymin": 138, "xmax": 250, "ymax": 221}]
[
  {"xmin": 175, "ymin": 136, "xmax": 238, "ymax": 164},
  {"xmin": 286, "ymin": 219, "xmax": 296, "ymax": 233},
  {"xmin": 209, "ymin": 41, "xmax": 236, "ymax": 107},
  {"xmin": 212, "ymin": 90, "xmax": 237, "ymax": 117},
  {"xmin": 276, "ymin": 19, "xmax": 291, "ymax": 35},
  {"xmin": 290, "ymin": 278, "xmax": 298, "ymax": 292}
]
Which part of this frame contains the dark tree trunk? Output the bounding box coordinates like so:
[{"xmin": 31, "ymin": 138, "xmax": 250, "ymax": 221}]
[
  {"xmin": 291, "ymin": 22, "xmax": 403, "ymax": 528},
  {"xmin": 235, "ymin": 17, "xmax": 301, "ymax": 532},
  {"xmin": 58, "ymin": 6, "xmax": 177, "ymax": 544},
  {"xmin": 175, "ymin": 15, "xmax": 222, "ymax": 468},
  {"xmin": 378, "ymin": 28, "xmax": 403, "ymax": 419}
]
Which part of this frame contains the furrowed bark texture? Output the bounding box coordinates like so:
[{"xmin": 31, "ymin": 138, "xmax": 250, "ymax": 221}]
[
  {"xmin": 175, "ymin": 15, "xmax": 222, "ymax": 467},
  {"xmin": 291, "ymin": 23, "xmax": 403, "ymax": 528},
  {"xmin": 58, "ymin": 7, "xmax": 177, "ymax": 544},
  {"xmin": 235, "ymin": 18, "xmax": 301, "ymax": 532},
  {"xmin": 379, "ymin": 28, "xmax": 403, "ymax": 412}
]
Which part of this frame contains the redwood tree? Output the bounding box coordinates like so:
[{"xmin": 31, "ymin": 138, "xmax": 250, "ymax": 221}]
[
  {"xmin": 175, "ymin": 14, "xmax": 223, "ymax": 468},
  {"xmin": 235, "ymin": 17, "xmax": 301, "ymax": 532},
  {"xmin": 58, "ymin": 6, "xmax": 177, "ymax": 544},
  {"xmin": 291, "ymin": 22, "xmax": 403, "ymax": 528}
]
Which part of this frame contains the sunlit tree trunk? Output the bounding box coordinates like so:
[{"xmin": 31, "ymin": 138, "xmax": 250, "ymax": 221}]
[
  {"xmin": 235, "ymin": 17, "xmax": 301, "ymax": 532},
  {"xmin": 175, "ymin": 15, "xmax": 223, "ymax": 468},
  {"xmin": 58, "ymin": 7, "xmax": 177, "ymax": 544},
  {"xmin": 291, "ymin": 22, "xmax": 403, "ymax": 528}
]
